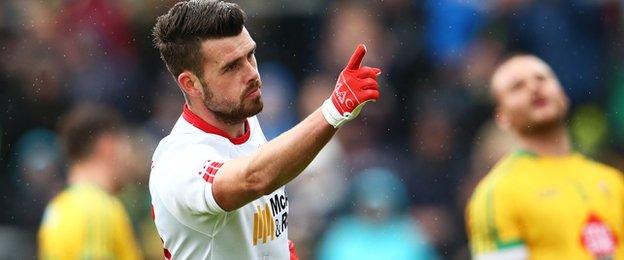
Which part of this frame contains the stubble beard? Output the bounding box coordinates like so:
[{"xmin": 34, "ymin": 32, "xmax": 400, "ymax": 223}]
[
  {"xmin": 200, "ymin": 79, "xmax": 264, "ymax": 125},
  {"xmin": 516, "ymin": 108, "xmax": 568, "ymax": 137}
]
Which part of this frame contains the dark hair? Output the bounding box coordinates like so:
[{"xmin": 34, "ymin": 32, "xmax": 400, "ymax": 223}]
[
  {"xmin": 153, "ymin": 0, "xmax": 246, "ymax": 78},
  {"xmin": 58, "ymin": 104, "xmax": 124, "ymax": 163}
]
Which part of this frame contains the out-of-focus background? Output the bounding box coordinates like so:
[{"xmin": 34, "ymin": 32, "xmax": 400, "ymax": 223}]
[{"xmin": 1, "ymin": 0, "xmax": 624, "ymax": 259}]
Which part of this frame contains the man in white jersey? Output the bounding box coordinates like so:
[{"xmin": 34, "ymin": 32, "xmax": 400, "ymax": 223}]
[{"xmin": 149, "ymin": 1, "xmax": 382, "ymax": 259}]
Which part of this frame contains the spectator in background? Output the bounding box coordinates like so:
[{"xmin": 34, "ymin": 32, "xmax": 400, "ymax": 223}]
[
  {"xmin": 38, "ymin": 104, "xmax": 142, "ymax": 260},
  {"xmin": 466, "ymin": 54, "xmax": 624, "ymax": 259},
  {"xmin": 318, "ymin": 167, "xmax": 437, "ymax": 260}
]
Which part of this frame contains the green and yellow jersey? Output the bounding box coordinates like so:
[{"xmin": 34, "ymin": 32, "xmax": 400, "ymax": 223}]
[
  {"xmin": 38, "ymin": 183, "xmax": 142, "ymax": 260},
  {"xmin": 467, "ymin": 151, "xmax": 624, "ymax": 260}
]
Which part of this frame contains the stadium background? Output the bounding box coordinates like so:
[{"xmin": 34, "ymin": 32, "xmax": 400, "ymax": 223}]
[{"xmin": 1, "ymin": 0, "xmax": 623, "ymax": 259}]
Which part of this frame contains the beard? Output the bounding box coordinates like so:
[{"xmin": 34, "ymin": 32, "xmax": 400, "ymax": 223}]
[
  {"xmin": 200, "ymin": 78, "xmax": 263, "ymax": 125},
  {"xmin": 514, "ymin": 105, "xmax": 568, "ymax": 136},
  {"xmin": 517, "ymin": 116, "xmax": 565, "ymax": 136}
]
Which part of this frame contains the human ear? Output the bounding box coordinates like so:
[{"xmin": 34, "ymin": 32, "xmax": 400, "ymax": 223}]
[{"xmin": 177, "ymin": 71, "xmax": 204, "ymax": 98}]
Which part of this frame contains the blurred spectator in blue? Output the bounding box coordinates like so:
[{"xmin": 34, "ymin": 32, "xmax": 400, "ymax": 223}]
[
  {"xmin": 425, "ymin": 0, "xmax": 485, "ymax": 68},
  {"xmin": 318, "ymin": 168, "xmax": 437, "ymax": 260}
]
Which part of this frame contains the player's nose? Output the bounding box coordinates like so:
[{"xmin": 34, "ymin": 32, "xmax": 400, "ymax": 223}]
[
  {"xmin": 527, "ymin": 78, "xmax": 542, "ymax": 93},
  {"xmin": 243, "ymin": 60, "xmax": 260, "ymax": 85}
]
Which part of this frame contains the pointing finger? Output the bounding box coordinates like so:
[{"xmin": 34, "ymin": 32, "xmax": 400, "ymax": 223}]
[{"xmin": 346, "ymin": 44, "xmax": 367, "ymax": 70}]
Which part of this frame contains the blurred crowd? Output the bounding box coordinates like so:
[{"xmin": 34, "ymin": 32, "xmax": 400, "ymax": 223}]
[{"xmin": 2, "ymin": 0, "xmax": 624, "ymax": 259}]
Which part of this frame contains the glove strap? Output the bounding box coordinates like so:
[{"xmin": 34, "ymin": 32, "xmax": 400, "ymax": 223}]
[
  {"xmin": 321, "ymin": 99, "xmax": 351, "ymax": 128},
  {"xmin": 321, "ymin": 98, "xmax": 373, "ymax": 128}
]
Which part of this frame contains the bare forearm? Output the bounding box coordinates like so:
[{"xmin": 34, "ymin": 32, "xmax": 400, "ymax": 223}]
[
  {"xmin": 247, "ymin": 108, "xmax": 336, "ymax": 193},
  {"xmin": 213, "ymin": 108, "xmax": 336, "ymax": 211},
  {"xmin": 212, "ymin": 44, "xmax": 378, "ymax": 211}
]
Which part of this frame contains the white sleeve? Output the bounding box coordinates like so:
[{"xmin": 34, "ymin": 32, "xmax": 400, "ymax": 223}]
[
  {"xmin": 474, "ymin": 246, "xmax": 528, "ymax": 260},
  {"xmin": 152, "ymin": 144, "xmax": 227, "ymax": 216}
]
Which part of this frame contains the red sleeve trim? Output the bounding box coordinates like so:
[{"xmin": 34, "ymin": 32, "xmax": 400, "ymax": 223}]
[{"xmin": 182, "ymin": 104, "xmax": 251, "ymax": 145}]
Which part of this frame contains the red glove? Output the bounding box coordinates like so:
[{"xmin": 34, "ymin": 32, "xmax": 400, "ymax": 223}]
[{"xmin": 321, "ymin": 44, "xmax": 381, "ymax": 128}]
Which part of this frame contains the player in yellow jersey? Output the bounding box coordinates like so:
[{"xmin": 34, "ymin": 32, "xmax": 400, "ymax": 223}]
[
  {"xmin": 38, "ymin": 105, "xmax": 142, "ymax": 260},
  {"xmin": 466, "ymin": 54, "xmax": 624, "ymax": 260}
]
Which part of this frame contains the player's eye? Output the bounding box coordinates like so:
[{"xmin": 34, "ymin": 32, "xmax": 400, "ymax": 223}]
[
  {"xmin": 535, "ymin": 74, "xmax": 546, "ymax": 82},
  {"xmin": 511, "ymin": 80, "xmax": 525, "ymax": 91},
  {"xmin": 224, "ymin": 62, "xmax": 240, "ymax": 73},
  {"xmin": 247, "ymin": 49, "xmax": 255, "ymax": 60}
]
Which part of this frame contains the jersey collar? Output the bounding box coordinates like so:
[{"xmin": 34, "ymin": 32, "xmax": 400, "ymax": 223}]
[
  {"xmin": 182, "ymin": 104, "xmax": 251, "ymax": 145},
  {"xmin": 513, "ymin": 149, "xmax": 581, "ymax": 160}
]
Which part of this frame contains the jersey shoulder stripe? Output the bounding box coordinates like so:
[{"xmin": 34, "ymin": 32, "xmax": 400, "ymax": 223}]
[{"xmin": 468, "ymin": 152, "xmax": 527, "ymax": 253}]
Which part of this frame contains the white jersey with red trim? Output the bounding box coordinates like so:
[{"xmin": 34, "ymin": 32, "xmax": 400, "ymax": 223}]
[{"xmin": 149, "ymin": 105, "xmax": 290, "ymax": 260}]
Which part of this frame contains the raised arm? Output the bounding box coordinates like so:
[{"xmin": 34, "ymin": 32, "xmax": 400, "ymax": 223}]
[{"xmin": 212, "ymin": 44, "xmax": 381, "ymax": 211}]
